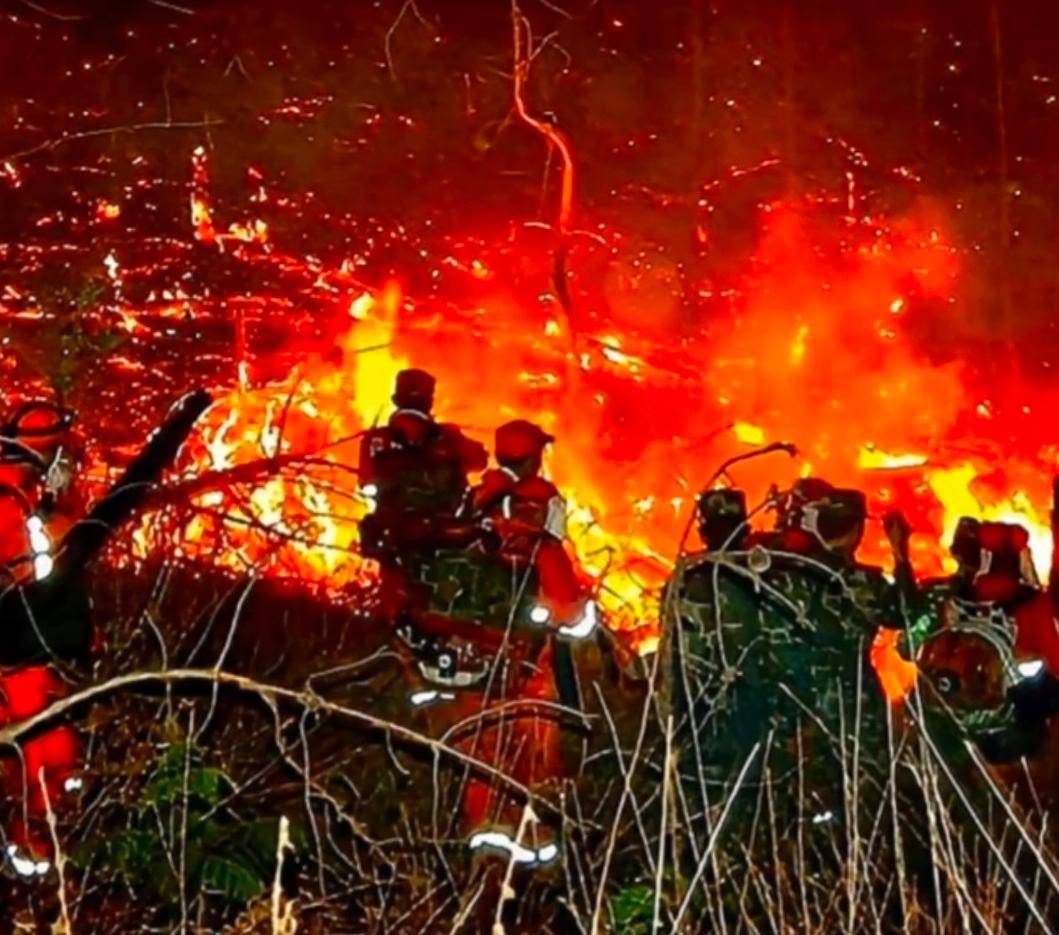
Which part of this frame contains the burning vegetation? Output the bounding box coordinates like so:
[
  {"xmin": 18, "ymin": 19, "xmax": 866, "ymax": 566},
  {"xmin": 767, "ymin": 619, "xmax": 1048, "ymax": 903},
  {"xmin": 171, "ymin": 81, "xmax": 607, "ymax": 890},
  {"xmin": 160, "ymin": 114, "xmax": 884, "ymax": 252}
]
[{"xmin": 1, "ymin": 0, "xmax": 1059, "ymax": 931}]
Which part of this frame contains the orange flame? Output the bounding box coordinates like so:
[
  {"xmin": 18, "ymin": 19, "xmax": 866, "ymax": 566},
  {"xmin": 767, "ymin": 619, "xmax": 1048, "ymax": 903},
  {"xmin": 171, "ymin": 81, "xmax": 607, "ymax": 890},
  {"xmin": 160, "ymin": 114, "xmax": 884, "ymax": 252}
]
[
  {"xmin": 114, "ymin": 158, "xmax": 1058, "ymax": 668},
  {"xmin": 870, "ymin": 629, "xmax": 917, "ymax": 703}
]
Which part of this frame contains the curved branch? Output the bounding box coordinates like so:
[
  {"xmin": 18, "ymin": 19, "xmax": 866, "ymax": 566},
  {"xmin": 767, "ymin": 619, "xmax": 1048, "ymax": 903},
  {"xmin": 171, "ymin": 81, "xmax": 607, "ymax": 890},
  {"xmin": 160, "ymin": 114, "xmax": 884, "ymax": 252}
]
[
  {"xmin": 0, "ymin": 666, "xmax": 552, "ymax": 812},
  {"xmin": 512, "ymin": 2, "xmax": 575, "ymax": 235},
  {"xmin": 146, "ymin": 454, "xmax": 361, "ymax": 507}
]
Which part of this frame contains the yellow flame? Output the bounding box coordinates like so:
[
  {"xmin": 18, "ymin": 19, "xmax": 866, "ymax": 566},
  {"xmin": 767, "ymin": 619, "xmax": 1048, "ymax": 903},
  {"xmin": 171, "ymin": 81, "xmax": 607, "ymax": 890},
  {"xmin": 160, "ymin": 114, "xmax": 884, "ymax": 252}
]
[
  {"xmin": 734, "ymin": 422, "xmax": 766, "ymax": 445},
  {"xmin": 858, "ymin": 445, "xmax": 928, "ymax": 470},
  {"xmin": 346, "ymin": 288, "xmax": 408, "ymax": 429},
  {"xmin": 927, "ymin": 463, "xmax": 1053, "ymax": 576},
  {"xmin": 789, "ymin": 323, "xmax": 809, "ymax": 365}
]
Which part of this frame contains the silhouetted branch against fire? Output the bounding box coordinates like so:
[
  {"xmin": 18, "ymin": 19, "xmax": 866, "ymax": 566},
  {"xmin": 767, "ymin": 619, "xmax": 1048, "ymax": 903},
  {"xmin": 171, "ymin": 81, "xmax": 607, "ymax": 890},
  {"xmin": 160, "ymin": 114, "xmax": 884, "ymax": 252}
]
[
  {"xmin": 511, "ymin": 2, "xmax": 575, "ymax": 235},
  {"xmin": 2, "ymin": 119, "xmax": 223, "ymax": 167},
  {"xmin": 512, "ymin": 0, "xmax": 578, "ymax": 317},
  {"xmin": 146, "ymin": 453, "xmax": 361, "ymax": 509}
]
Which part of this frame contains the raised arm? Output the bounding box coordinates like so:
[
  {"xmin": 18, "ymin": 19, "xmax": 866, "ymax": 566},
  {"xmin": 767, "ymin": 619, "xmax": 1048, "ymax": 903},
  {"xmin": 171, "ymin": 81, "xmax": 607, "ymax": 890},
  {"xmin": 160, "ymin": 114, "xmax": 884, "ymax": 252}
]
[{"xmin": 883, "ymin": 508, "xmax": 919, "ymax": 624}]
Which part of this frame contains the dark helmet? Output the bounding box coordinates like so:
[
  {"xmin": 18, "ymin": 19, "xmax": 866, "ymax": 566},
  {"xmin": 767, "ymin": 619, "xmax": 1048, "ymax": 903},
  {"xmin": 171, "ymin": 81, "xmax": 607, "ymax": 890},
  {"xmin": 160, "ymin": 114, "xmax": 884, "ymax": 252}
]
[
  {"xmin": 778, "ymin": 477, "xmax": 867, "ymax": 555},
  {"xmin": 944, "ymin": 518, "xmax": 1037, "ymax": 603},
  {"xmin": 0, "ymin": 401, "xmax": 77, "ymax": 514},
  {"xmin": 696, "ymin": 488, "xmax": 748, "ymax": 551},
  {"xmin": 495, "ymin": 420, "xmax": 554, "ymax": 466},
  {"xmin": 392, "ymin": 369, "xmax": 436, "ymax": 412}
]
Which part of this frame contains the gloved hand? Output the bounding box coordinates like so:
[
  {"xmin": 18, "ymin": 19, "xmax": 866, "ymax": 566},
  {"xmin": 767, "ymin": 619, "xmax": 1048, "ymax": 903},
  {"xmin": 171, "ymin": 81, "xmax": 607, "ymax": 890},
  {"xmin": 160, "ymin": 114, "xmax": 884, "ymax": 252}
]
[{"xmin": 883, "ymin": 509, "xmax": 912, "ymax": 563}]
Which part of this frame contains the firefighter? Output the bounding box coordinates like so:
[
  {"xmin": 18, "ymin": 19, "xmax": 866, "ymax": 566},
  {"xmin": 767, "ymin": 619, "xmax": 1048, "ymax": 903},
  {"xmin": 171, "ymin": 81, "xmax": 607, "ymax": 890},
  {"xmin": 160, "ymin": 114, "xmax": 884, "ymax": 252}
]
[
  {"xmin": 0, "ymin": 391, "xmax": 211, "ymax": 877},
  {"xmin": 0, "ymin": 400, "xmax": 93, "ymax": 663},
  {"xmin": 764, "ymin": 477, "xmax": 907, "ymax": 626},
  {"xmin": 670, "ymin": 477, "xmax": 910, "ymax": 857},
  {"xmin": 469, "ymin": 420, "xmax": 588, "ymax": 625},
  {"xmin": 401, "ymin": 420, "xmax": 594, "ymax": 834},
  {"xmin": 358, "ymin": 367, "xmax": 487, "ymax": 560},
  {"xmin": 670, "ymin": 477, "xmax": 1041, "ymax": 923},
  {"xmin": 695, "ymin": 488, "xmax": 750, "ymax": 552},
  {"xmin": 900, "ymin": 506, "xmax": 1059, "ymax": 761},
  {"xmin": 357, "ymin": 369, "xmax": 487, "ymax": 622},
  {"xmin": 453, "ymin": 419, "xmax": 593, "ymax": 825},
  {"xmin": 0, "ymin": 399, "xmax": 84, "ymax": 876},
  {"xmin": 452, "ymin": 420, "xmax": 593, "ymax": 829},
  {"xmin": 0, "ymin": 400, "xmax": 80, "ymax": 580}
]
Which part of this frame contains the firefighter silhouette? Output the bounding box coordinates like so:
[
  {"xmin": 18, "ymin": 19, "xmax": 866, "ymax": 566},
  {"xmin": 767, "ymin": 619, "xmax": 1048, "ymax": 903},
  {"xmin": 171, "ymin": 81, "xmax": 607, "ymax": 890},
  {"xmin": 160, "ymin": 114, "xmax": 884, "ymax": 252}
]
[
  {"xmin": 358, "ymin": 368, "xmax": 487, "ymax": 561},
  {"xmin": 386, "ymin": 415, "xmax": 595, "ymax": 832},
  {"xmin": 0, "ymin": 392, "xmax": 210, "ymax": 875},
  {"xmin": 357, "ymin": 369, "xmax": 487, "ymax": 623},
  {"xmin": 0, "ymin": 400, "xmax": 85, "ymax": 872},
  {"xmin": 455, "ymin": 420, "xmax": 593, "ymax": 827},
  {"xmin": 672, "ymin": 478, "xmax": 908, "ymax": 837},
  {"xmin": 469, "ymin": 420, "xmax": 585, "ymax": 623},
  {"xmin": 901, "ymin": 495, "xmax": 1059, "ymax": 762}
]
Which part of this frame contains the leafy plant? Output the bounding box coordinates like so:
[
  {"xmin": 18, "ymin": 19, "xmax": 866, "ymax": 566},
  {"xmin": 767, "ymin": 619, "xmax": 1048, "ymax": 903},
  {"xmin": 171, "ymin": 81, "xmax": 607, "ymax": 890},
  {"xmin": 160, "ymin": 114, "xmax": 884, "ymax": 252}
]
[
  {"xmin": 610, "ymin": 882, "xmax": 655, "ymax": 934},
  {"xmin": 79, "ymin": 742, "xmax": 298, "ymax": 911}
]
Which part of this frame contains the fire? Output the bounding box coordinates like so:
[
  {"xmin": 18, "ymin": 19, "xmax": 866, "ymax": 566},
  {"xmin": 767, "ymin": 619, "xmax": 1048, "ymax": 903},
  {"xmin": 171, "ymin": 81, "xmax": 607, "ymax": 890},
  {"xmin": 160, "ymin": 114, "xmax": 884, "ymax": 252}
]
[
  {"xmin": 53, "ymin": 144, "xmax": 1059, "ymax": 664},
  {"xmin": 733, "ymin": 423, "xmax": 766, "ymax": 446},
  {"xmin": 347, "ymin": 282, "xmax": 409, "ymax": 425},
  {"xmin": 871, "ymin": 629, "xmax": 918, "ymax": 702},
  {"xmin": 2, "ymin": 161, "xmax": 22, "ymax": 189},
  {"xmin": 95, "ymin": 200, "xmax": 121, "ymax": 222},
  {"xmin": 190, "ymin": 146, "xmax": 215, "ymax": 245},
  {"xmin": 927, "ymin": 463, "xmax": 1053, "ymax": 576},
  {"xmin": 189, "ymin": 148, "xmax": 269, "ymax": 251},
  {"xmin": 789, "ymin": 324, "xmax": 809, "ymax": 366},
  {"xmin": 857, "ymin": 446, "xmax": 928, "ymax": 471},
  {"xmin": 137, "ymin": 293, "xmax": 408, "ymax": 584}
]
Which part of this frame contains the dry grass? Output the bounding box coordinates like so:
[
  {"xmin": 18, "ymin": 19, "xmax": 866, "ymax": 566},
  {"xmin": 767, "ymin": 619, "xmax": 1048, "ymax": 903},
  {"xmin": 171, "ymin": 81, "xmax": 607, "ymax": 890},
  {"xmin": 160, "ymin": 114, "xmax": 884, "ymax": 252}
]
[{"xmin": 0, "ymin": 501, "xmax": 1056, "ymax": 934}]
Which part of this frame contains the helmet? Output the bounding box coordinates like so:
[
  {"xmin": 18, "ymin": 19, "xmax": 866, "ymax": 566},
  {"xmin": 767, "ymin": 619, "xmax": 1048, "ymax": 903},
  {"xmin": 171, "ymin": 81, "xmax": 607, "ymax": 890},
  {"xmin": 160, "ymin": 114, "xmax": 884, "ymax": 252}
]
[
  {"xmin": 495, "ymin": 420, "xmax": 554, "ymax": 464},
  {"xmin": 972, "ymin": 521, "xmax": 1038, "ymax": 603},
  {"xmin": 778, "ymin": 478, "xmax": 866, "ymax": 554},
  {"xmin": 696, "ymin": 488, "xmax": 748, "ymax": 551},
  {"xmin": 1, "ymin": 401, "xmax": 74, "ymax": 471},
  {"xmin": 393, "ymin": 369, "xmax": 436, "ymax": 411}
]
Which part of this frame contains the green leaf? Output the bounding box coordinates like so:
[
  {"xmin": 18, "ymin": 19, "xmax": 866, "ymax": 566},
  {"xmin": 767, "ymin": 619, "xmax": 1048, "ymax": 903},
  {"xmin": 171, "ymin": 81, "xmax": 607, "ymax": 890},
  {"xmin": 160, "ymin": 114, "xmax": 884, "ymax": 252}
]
[
  {"xmin": 78, "ymin": 741, "xmax": 284, "ymax": 914},
  {"xmin": 188, "ymin": 767, "xmax": 229, "ymax": 806},
  {"xmin": 141, "ymin": 744, "xmax": 229, "ymax": 809},
  {"xmin": 610, "ymin": 883, "xmax": 655, "ymax": 934},
  {"xmin": 199, "ymin": 854, "xmax": 266, "ymax": 903}
]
